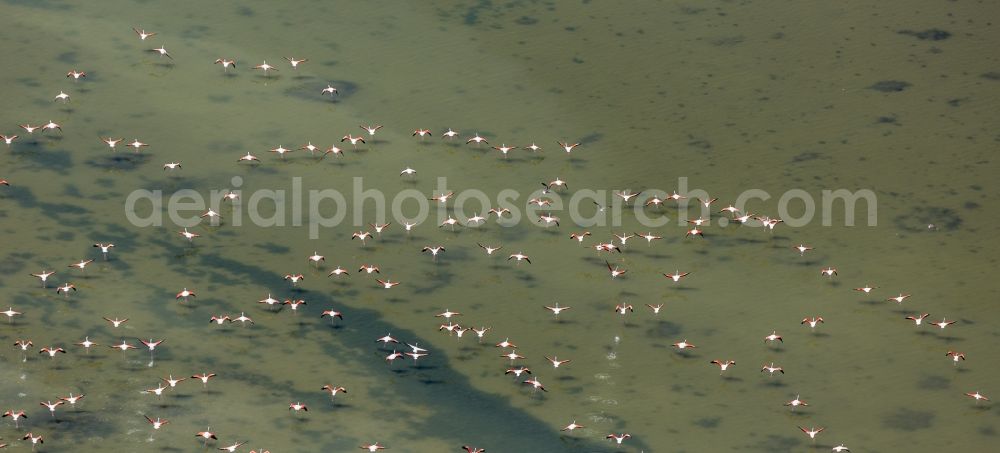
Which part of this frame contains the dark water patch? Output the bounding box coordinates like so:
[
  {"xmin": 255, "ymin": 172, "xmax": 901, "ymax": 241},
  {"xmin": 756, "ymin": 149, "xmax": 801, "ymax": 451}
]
[
  {"xmin": 917, "ymin": 374, "xmax": 950, "ymax": 390},
  {"xmin": 694, "ymin": 416, "xmax": 721, "ymax": 428},
  {"xmin": 687, "ymin": 138, "xmax": 712, "ymax": 150},
  {"xmin": 3, "ymin": 0, "xmax": 73, "ymax": 10},
  {"xmin": 56, "ymin": 51, "xmax": 79, "ymax": 64},
  {"xmin": 181, "ymin": 24, "xmax": 212, "ymax": 40},
  {"xmin": 711, "ymin": 36, "xmax": 744, "ymax": 47},
  {"xmin": 893, "ymin": 206, "xmax": 962, "ymax": 232},
  {"xmin": 10, "ymin": 189, "xmax": 94, "ymax": 226},
  {"xmin": 748, "ymin": 434, "xmax": 801, "ymax": 451},
  {"xmin": 883, "ymin": 408, "xmax": 935, "ymax": 431},
  {"xmin": 62, "ymin": 183, "xmax": 84, "ymax": 199},
  {"xmin": 898, "ymin": 29, "xmax": 951, "ymax": 41},
  {"xmin": 0, "ymin": 251, "xmax": 32, "ymax": 277},
  {"xmin": 515, "ymin": 16, "xmax": 538, "ymax": 25},
  {"xmin": 207, "ymin": 140, "xmax": 244, "ymax": 154},
  {"xmin": 947, "ymin": 98, "xmax": 969, "ymax": 107},
  {"xmin": 869, "ymin": 81, "xmax": 911, "ymax": 92},
  {"xmin": 196, "ymin": 253, "xmax": 645, "ymax": 451},
  {"xmin": 463, "ymin": 0, "xmax": 494, "ymax": 25},
  {"xmin": 789, "ymin": 151, "xmax": 828, "ymax": 163},
  {"xmin": 236, "ymin": 5, "xmax": 254, "ymax": 16},
  {"xmin": 981, "ymin": 72, "xmax": 1000, "ymax": 81},
  {"xmin": 876, "ymin": 115, "xmax": 899, "ymax": 125}
]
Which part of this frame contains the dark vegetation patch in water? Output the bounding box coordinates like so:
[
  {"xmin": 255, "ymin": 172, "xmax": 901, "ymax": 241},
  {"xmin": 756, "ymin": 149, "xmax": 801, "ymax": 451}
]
[
  {"xmin": 883, "ymin": 408, "xmax": 935, "ymax": 431},
  {"xmin": 981, "ymin": 72, "xmax": 1000, "ymax": 81},
  {"xmin": 869, "ymin": 81, "xmax": 911, "ymax": 92},
  {"xmin": 897, "ymin": 29, "xmax": 951, "ymax": 41}
]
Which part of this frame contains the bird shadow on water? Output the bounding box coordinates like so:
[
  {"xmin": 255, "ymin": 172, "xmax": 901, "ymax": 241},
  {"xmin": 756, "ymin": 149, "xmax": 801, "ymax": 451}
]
[
  {"xmin": 666, "ymin": 285, "xmax": 698, "ymax": 292},
  {"xmin": 86, "ymin": 154, "xmax": 152, "ymax": 172},
  {"xmin": 645, "ymin": 320, "xmax": 683, "ymax": 338},
  {"xmin": 882, "ymin": 407, "xmax": 935, "ymax": 431},
  {"xmin": 12, "ymin": 147, "xmax": 73, "ymax": 175},
  {"xmin": 746, "ymin": 434, "xmax": 802, "ymax": 451},
  {"xmin": 283, "ymin": 79, "xmax": 358, "ymax": 103}
]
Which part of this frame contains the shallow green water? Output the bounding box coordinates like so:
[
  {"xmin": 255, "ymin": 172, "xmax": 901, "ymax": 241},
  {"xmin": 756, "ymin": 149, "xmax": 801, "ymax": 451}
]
[{"xmin": 0, "ymin": 0, "xmax": 998, "ymax": 451}]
